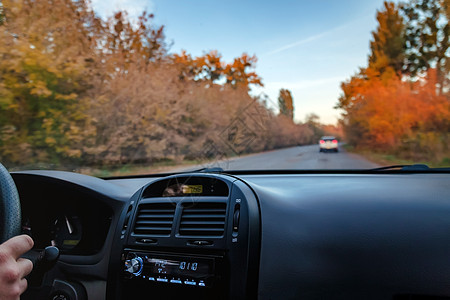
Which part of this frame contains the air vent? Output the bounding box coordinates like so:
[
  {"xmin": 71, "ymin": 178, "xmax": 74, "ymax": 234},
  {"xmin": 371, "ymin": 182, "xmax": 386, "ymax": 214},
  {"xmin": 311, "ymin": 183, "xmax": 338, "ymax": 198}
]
[
  {"xmin": 133, "ymin": 203, "xmax": 176, "ymax": 236},
  {"xmin": 179, "ymin": 203, "xmax": 227, "ymax": 237}
]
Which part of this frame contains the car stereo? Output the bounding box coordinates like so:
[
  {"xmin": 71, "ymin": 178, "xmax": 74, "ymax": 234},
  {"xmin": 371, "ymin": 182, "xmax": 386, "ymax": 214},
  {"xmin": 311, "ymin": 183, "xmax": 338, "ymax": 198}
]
[{"xmin": 122, "ymin": 251, "xmax": 217, "ymax": 288}]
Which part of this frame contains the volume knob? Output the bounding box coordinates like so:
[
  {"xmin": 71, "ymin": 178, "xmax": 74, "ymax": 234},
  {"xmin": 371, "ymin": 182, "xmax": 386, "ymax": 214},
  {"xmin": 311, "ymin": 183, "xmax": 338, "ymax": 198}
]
[{"xmin": 124, "ymin": 256, "xmax": 143, "ymax": 276}]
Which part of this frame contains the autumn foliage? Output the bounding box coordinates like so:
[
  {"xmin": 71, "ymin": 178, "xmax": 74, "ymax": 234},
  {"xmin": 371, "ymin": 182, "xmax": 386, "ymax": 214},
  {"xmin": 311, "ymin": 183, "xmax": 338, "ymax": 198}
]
[
  {"xmin": 0, "ymin": 0, "xmax": 312, "ymax": 169},
  {"xmin": 337, "ymin": 0, "xmax": 449, "ymax": 164},
  {"xmin": 340, "ymin": 69, "xmax": 449, "ymax": 150}
]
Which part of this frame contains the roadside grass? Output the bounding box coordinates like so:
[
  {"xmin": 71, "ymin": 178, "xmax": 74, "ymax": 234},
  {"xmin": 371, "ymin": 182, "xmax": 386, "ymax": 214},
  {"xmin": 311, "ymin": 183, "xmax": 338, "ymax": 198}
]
[
  {"xmin": 6, "ymin": 149, "xmax": 264, "ymax": 177},
  {"xmin": 77, "ymin": 148, "xmax": 279, "ymax": 177},
  {"xmin": 344, "ymin": 145, "xmax": 450, "ymax": 168},
  {"xmin": 78, "ymin": 159, "xmax": 205, "ymax": 177}
]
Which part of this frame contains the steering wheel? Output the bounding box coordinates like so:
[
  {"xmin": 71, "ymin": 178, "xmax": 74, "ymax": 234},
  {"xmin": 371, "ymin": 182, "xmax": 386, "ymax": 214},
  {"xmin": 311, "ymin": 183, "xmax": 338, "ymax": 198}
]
[{"xmin": 0, "ymin": 163, "xmax": 22, "ymax": 243}]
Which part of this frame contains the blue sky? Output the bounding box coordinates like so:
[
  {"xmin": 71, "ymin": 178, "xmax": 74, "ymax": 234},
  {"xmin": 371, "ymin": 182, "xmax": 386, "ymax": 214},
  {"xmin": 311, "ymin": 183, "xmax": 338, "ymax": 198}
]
[{"xmin": 91, "ymin": 0, "xmax": 395, "ymax": 124}]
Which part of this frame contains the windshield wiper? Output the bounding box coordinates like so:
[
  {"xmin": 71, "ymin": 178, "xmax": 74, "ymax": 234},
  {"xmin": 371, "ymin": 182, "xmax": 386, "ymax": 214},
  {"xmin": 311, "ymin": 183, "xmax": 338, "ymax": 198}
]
[{"xmin": 369, "ymin": 164, "xmax": 431, "ymax": 171}]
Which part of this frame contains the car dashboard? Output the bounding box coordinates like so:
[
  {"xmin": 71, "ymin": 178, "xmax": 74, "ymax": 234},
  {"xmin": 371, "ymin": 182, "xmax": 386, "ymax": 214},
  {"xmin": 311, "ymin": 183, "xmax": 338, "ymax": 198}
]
[{"xmin": 10, "ymin": 169, "xmax": 450, "ymax": 299}]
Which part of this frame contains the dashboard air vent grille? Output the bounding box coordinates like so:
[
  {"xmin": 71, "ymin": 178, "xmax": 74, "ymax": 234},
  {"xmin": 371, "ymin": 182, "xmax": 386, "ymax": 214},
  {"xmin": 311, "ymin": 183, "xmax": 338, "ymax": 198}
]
[
  {"xmin": 133, "ymin": 203, "xmax": 175, "ymax": 236},
  {"xmin": 179, "ymin": 203, "xmax": 227, "ymax": 236}
]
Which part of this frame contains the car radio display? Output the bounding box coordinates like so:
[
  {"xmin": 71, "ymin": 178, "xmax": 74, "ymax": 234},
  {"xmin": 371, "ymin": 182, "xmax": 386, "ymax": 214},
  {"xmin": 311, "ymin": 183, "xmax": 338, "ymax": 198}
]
[
  {"xmin": 146, "ymin": 257, "xmax": 211, "ymax": 278},
  {"xmin": 124, "ymin": 252, "xmax": 216, "ymax": 287}
]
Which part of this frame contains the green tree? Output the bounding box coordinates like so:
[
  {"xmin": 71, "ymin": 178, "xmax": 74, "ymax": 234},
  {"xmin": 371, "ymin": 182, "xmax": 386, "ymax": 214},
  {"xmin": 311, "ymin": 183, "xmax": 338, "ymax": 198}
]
[
  {"xmin": 278, "ymin": 88, "xmax": 294, "ymax": 120},
  {"xmin": 0, "ymin": 0, "xmax": 98, "ymax": 164},
  {"xmin": 401, "ymin": 0, "xmax": 449, "ymax": 91},
  {"xmin": 369, "ymin": 1, "xmax": 406, "ymax": 75}
]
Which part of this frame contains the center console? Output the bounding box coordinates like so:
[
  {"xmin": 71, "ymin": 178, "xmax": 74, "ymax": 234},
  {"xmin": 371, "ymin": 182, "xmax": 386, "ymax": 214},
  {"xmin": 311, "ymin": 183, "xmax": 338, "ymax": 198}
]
[{"xmin": 108, "ymin": 174, "xmax": 261, "ymax": 300}]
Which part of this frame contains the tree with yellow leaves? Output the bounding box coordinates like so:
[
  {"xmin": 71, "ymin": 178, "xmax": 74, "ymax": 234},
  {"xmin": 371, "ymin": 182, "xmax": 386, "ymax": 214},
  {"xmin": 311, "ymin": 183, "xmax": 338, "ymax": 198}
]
[{"xmin": 0, "ymin": 0, "xmax": 100, "ymax": 165}]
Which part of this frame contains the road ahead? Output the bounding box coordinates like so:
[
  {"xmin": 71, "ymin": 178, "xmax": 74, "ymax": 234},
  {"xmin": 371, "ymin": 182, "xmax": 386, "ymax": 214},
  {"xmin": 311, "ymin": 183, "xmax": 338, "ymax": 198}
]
[
  {"xmin": 190, "ymin": 144, "xmax": 379, "ymax": 171},
  {"xmin": 112, "ymin": 145, "xmax": 380, "ymax": 192}
]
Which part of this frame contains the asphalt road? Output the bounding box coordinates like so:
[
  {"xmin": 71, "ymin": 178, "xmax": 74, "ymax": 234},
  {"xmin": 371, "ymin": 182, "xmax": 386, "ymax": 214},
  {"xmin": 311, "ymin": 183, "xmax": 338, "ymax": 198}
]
[
  {"xmin": 111, "ymin": 144, "xmax": 380, "ymax": 192},
  {"xmin": 191, "ymin": 144, "xmax": 379, "ymax": 171}
]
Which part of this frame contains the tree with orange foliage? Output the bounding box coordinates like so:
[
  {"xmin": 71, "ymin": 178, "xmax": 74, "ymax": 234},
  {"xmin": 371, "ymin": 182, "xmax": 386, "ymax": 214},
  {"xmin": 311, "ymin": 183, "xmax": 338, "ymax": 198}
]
[
  {"xmin": 223, "ymin": 53, "xmax": 263, "ymax": 89},
  {"xmin": 342, "ymin": 69, "xmax": 448, "ymax": 149},
  {"xmin": 172, "ymin": 51, "xmax": 262, "ymax": 90},
  {"xmin": 337, "ymin": 1, "xmax": 449, "ymax": 163}
]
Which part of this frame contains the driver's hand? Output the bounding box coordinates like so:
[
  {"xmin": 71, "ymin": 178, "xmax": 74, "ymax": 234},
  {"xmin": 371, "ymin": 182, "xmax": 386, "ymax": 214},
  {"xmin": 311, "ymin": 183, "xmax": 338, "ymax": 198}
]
[{"xmin": 0, "ymin": 235, "xmax": 34, "ymax": 300}]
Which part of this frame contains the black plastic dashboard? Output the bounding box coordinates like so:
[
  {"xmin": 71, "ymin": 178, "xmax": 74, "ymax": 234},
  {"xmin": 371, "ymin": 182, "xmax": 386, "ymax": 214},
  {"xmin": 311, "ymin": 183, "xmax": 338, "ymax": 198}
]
[{"xmin": 10, "ymin": 170, "xmax": 450, "ymax": 300}]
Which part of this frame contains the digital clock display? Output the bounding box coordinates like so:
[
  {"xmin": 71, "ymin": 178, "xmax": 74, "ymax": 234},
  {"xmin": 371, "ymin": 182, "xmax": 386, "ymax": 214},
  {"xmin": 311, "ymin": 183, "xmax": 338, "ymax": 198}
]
[
  {"xmin": 145, "ymin": 257, "xmax": 212, "ymax": 279},
  {"xmin": 162, "ymin": 184, "xmax": 203, "ymax": 196}
]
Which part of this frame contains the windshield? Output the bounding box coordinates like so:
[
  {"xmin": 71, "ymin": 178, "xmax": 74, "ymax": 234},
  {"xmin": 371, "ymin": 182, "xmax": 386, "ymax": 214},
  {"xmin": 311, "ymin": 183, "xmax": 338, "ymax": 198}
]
[{"xmin": 0, "ymin": 0, "xmax": 448, "ymax": 176}]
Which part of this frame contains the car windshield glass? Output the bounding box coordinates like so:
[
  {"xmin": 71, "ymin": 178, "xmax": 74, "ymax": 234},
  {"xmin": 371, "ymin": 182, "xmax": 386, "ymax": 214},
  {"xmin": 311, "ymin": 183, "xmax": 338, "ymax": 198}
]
[{"xmin": 0, "ymin": 0, "xmax": 448, "ymax": 176}]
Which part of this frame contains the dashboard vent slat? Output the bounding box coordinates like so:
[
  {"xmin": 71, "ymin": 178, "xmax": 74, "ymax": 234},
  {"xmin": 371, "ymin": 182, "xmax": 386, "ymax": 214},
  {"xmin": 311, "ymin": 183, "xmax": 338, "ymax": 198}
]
[
  {"xmin": 133, "ymin": 203, "xmax": 175, "ymax": 236},
  {"xmin": 180, "ymin": 220, "xmax": 224, "ymax": 225},
  {"xmin": 138, "ymin": 214, "xmax": 174, "ymax": 219},
  {"xmin": 139, "ymin": 209, "xmax": 175, "ymax": 213},
  {"xmin": 136, "ymin": 220, "xmax": 173, "ymax": 225},
  {"xmin": 179, "ymin": 203, "xmax": 227, "ymax": 237}
]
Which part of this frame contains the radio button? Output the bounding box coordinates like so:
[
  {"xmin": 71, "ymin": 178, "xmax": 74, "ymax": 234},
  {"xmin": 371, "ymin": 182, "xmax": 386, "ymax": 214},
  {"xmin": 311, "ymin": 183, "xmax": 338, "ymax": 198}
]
[
  {"xmin": 170, "ymin": 279, "xmax": 182, "ymax": 284},
  {"xmin": 184, "ymin": 280, "xmax": 197, "ymax": 286}
]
